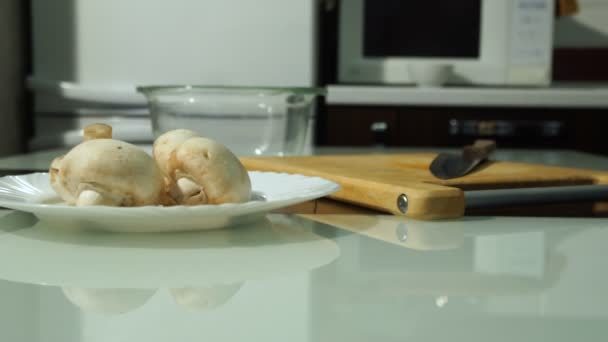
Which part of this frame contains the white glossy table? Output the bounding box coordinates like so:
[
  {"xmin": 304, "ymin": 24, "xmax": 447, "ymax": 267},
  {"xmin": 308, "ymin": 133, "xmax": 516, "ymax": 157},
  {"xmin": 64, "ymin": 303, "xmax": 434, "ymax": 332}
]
[{"xmin": 0, "ymin": 148, "xmax": 607, "ymax": 341}]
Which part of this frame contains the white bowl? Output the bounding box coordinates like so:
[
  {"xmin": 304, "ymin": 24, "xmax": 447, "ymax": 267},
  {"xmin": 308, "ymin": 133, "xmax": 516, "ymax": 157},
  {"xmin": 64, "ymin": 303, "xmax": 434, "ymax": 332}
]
[{"xmin": 137, "ymin": 86, "xmax": 326, "ymax": 156}]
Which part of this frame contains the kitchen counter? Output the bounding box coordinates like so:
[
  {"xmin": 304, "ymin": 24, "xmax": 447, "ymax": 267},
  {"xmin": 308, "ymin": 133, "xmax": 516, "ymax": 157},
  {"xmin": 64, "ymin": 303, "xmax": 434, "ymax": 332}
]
[
  {"xmin": 0, "ymin": 148, "xmax": 608, "ymax": 341},
  {"xmin": 328, "ymin": 83, "xmax": 608, "ymax": 108},
  {"xmin": 3, "ymin": 147, "xmax": 608, "ymax": 171}
]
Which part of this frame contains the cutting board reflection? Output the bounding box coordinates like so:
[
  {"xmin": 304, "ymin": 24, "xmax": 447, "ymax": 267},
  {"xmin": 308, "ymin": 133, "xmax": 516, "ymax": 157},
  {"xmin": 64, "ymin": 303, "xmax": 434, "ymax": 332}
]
[{"xmin": 241, "ymin": 154, "xmax": 608, "ymax": 220}]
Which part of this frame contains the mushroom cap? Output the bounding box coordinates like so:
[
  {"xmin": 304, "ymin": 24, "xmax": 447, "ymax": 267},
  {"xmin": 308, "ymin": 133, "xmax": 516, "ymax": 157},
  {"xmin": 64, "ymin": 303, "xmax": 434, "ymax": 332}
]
[
  {"xmin": 153, "ymin": 129, "xmax": 199, "ymax": 176},
  {"xmin": 170, "ymin": 137, "xmax": 252, "ymax": 204},
  {"xmin": 51, "ymin": 139, "xmax": 164, "ymax": 206}
]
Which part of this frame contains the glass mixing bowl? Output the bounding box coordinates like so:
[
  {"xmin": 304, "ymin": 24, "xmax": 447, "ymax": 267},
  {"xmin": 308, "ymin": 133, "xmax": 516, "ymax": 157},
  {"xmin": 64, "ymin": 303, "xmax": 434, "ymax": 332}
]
[{"xmin": 138, "ymin": 86, "xmax": 326, "ymax": 156}]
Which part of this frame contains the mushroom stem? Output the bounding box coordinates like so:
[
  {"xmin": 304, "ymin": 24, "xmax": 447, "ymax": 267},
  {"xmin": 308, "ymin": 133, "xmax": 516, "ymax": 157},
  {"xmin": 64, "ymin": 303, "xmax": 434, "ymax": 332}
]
[
  {"xmin": 84, "ymin": 124, "xmax": 113, "ymax": 141},
  {"xmin": 170, "ymin": 178, "xmax": 207, "ymax": 205},
  {"xmin": 76, "ymin": 189, "xmax": 121, "ymax": 206}
]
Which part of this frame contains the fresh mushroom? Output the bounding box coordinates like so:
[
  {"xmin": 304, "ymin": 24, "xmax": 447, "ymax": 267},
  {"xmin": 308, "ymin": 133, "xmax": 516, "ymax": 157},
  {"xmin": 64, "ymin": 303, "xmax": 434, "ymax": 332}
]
[
  {"xmin": 152, "ymin": 129, "xmax": 199, "ymax": 176},
  {"xmin": 50, "ymin": 124, "xmax": 165, "ymax": 206},
  {"xmin": 153, "ymin": 130, "xmax": 252, "ymax": 205}
]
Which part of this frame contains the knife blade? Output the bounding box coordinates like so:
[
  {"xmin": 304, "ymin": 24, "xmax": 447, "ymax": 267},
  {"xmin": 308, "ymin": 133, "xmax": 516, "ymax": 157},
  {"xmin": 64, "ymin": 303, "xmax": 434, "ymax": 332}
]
[
  {"xmin": 430, "ymin": 140, "xmax": 496, "ymax": 179},
  {"xmin": 464, "ymin": 184, "xmax": 608, "ymax": 209}
]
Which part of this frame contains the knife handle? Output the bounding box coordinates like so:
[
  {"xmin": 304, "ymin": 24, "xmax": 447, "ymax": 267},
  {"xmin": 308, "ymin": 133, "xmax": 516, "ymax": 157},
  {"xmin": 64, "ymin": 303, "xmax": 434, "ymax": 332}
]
[{"xmin": 463, "ymin": 140, "xmax": 496, "ymax": 161}]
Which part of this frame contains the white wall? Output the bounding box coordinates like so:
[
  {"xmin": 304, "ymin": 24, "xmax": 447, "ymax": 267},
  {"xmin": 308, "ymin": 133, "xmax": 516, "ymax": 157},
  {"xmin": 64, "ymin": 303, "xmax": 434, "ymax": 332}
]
[
  {"xmin": 32, "ymin": 0, "xmax": 317, "ymax": 87},
  {"xmin": 554, "ymin": 0, "xmax": 608, "ymax": 47}
]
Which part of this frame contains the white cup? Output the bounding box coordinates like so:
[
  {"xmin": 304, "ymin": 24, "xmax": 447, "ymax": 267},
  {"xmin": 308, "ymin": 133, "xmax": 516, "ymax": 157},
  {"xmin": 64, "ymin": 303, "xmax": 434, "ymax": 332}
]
[{"xmin": 408, "ymin": 63, "xmax": 454, "ymax": 87}]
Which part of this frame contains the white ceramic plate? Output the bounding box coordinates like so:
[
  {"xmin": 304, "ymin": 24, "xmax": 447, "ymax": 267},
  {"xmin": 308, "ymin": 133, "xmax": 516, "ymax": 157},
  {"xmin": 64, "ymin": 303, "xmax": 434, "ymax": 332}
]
[{"xmin": 0, "ymin": 172, "xmax": 340, "ymax": 232}]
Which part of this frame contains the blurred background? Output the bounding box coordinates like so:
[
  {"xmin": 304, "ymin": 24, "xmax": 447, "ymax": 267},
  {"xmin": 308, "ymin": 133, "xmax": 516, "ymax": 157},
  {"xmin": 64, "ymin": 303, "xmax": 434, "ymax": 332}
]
[{"xmin": 1, "ymin": 0, "xmax": 608, "ymax": 157}]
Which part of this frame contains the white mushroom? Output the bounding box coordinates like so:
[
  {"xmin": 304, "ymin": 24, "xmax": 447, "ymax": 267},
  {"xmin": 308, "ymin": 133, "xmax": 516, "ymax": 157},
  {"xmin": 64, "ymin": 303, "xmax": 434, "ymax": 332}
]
[
  {"xmin": 152, "ymin": 129, "xmax": 199, "ymax": 176},
  {"xmin": 153, "ymin": 130, "xmax": 252, "ymax": 205},
  {"xmin": 50, "ymin": 124, "xmax": 165, "ymax": 206}
]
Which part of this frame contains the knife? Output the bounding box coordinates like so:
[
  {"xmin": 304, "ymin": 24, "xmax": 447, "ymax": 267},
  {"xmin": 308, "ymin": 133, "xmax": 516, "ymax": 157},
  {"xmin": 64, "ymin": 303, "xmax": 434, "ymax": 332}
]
[{"xmin": 430, "ymin": 140, "xmax": 496, "ymax": 179}]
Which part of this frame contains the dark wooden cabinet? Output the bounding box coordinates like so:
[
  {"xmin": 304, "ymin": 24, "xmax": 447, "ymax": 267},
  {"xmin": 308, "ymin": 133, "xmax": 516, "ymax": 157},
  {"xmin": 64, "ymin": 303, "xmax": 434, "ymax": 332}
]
[
  {"xmin": 320, "ymin": 105, "xmax": 608, "ymax": 155},
  {"xmin": 325, "ymin": 107, "xmax": 399, "ymax": 146},
  {"xmin": 0, "ymin": 0, "xmax": 27, "ymax": 156}
]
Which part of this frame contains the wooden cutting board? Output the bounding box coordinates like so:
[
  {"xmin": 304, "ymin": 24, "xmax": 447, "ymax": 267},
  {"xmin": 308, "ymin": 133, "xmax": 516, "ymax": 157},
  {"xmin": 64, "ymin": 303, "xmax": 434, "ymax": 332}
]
[{"xmin": 241, "ymin": 154, "xmax": 608, "ymax": 220}]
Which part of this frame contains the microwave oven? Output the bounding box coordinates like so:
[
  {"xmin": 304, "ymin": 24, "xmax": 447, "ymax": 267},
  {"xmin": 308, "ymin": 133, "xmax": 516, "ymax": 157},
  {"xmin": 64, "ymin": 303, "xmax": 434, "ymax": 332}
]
[{"xmin": 338, "ymin": 0, "xmax": 555, "ymax": 86}]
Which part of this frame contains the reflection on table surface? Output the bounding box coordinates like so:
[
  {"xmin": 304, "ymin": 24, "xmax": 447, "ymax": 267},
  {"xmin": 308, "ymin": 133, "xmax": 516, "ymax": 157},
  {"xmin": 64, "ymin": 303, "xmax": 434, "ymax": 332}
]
[{"xmin": 1, "ymin": 211, "xmax": 608, "ymax": 341}]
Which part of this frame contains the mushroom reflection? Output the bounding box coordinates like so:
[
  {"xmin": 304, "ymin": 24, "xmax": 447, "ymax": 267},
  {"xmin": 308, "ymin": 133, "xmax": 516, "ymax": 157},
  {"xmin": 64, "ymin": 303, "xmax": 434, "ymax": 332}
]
[
  {"xmin": 170, "ymin": 283, "xmax": 244, "ymax": 311},
  {"xmin": 62, "ymin": 287, "xmax": 157, "ymax": 315}
]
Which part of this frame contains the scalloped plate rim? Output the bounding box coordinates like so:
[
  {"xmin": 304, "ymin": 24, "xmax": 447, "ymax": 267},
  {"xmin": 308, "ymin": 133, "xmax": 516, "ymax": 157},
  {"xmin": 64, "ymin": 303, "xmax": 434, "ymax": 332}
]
[{"xmin": 0, "ymin": 171, "xmax": 340, "ymax": 232}]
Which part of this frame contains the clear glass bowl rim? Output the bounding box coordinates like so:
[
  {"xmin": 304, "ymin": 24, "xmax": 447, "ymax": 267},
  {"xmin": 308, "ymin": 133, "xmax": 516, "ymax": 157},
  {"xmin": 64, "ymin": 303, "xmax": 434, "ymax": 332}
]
[{"xmin": 137, "ymin": 85, "xmax": 327, "ymax": 96}]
